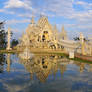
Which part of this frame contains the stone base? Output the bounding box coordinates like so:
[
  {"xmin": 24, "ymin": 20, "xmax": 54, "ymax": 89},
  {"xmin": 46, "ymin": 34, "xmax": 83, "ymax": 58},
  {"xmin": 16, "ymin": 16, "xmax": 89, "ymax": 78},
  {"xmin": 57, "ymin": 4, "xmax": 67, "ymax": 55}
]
[{"xmin": 6, "ymin": 48, "xmax": 12, "ymax": 50}]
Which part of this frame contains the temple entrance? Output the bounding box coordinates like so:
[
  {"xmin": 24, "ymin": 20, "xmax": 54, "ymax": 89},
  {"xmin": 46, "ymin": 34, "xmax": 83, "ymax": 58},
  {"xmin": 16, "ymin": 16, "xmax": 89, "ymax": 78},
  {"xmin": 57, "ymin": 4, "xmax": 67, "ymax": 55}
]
[
  {"xmin": 42, "ymin": 35, "xmax": 45, "ymax": 42},
  {"xmin": 42, "ymin": 31, "xmax": 49, "ymax": 42}
]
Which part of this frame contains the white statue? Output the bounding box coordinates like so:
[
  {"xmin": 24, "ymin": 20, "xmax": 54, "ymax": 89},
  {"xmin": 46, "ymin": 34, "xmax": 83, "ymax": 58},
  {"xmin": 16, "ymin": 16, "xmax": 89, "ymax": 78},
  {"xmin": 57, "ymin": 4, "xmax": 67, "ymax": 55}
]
[
  {"xmin": 80, "ymin": 33, "xmax": 84, "ymax": 44},
  {"xmin": 79, "ymin": 33, "xmax": 85, "ymax": 55}
]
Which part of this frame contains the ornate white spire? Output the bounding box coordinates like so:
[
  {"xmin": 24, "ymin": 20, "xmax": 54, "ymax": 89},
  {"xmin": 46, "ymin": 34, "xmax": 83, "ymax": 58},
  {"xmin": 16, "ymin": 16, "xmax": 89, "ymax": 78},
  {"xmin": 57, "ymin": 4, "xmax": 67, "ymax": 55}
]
[
  {"xmin": 54, "ymin": 24, "xmax": 57, "ymax": 31},
  {"xmin": 6, "ymin": 27, "xmax": 12, "ymax": 50},
  {"xmin": 60, "ymin": 25, "xmax": 67, "ymax": 40},
  {"xmin": 30, "ymin": 16, "xmax": 35, "ymax": 25},
  {"xmin": 62, "ymin": 25, "xmax": 65, "ymax": 33}
]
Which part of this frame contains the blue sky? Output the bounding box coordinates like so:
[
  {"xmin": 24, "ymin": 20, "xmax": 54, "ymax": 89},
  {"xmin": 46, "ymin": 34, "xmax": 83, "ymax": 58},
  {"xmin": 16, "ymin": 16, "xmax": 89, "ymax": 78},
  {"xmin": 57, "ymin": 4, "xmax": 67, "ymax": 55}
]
[{"xmin": 0, "ymin": 0, "xmax": 92, "ymax": 39}]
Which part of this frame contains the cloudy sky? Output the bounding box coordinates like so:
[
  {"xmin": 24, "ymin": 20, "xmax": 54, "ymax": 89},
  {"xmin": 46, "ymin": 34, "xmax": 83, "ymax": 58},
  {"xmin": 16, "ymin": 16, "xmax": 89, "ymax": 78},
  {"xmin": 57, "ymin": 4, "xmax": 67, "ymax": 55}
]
[{"xmin": 0, "ymin": 0, "xmax": 92, "ymax": 39}]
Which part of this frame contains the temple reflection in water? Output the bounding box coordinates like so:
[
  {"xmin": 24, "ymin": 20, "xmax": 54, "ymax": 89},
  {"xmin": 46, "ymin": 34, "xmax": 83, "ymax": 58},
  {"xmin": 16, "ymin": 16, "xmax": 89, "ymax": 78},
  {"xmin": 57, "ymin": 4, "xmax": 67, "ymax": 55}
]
[{"xmin": 5, "ymin": 54, "xmax": 92, "ymax": 83}]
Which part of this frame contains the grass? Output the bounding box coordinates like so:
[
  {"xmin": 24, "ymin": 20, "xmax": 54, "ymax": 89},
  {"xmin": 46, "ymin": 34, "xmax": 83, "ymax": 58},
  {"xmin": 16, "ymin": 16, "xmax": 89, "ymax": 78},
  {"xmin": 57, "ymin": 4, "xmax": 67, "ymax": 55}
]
[
  {"xmin": 0, "ymin": 49, "xmax": 92, "ymax": 64},
  {"xmin": 0, "ymin": 49, "xmax": 20, "ymax": 54},
  {"xmin": 69, "ymin": 57, "xmax": 92, "ymax": 64}
]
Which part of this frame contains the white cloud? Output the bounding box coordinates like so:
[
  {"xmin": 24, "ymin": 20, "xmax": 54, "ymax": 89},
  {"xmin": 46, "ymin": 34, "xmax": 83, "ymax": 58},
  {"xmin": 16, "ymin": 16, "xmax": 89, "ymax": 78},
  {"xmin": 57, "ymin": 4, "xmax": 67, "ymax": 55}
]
[
  {"xmin": 2, "ymin": 0, "xmax": 92, "ymax": 19},
  {"xmin": 6, "ymin": 19, "xmax": 30, "ymax": 25},
  {"xmin": 3, "ymin": 0, "xmax": 74, "ymax": 18},
  {"xmin": 0, "ymin": 0, "xmax": 92, "ymax": 38},
  {"xmin": 18, "ymin": 13, "xmax": 33, "ymax": 18},
  {"xmin": 75, "ymin": 0, "xmax": 92, "ymax": 10},
  {"xmin": 4, "ymin": 0, "xmax": 25, "ymax": 8},
  {"xmin": 0, "ymin": 9, "xmax": 5, "ymax": 12},
  {"xmin": 4, "ymin": 0, "xmax": 33, "ymax": 10},
  {"xmin": 0, "ymin": 8, "xmax": 15, "ymax": 15},
  {"xmin": 76, "ymin": 1, "xmax": 87, "ymax": 5},
  {"xmin": 41, "ymin": 0, "xmax": 74, "ymax": 17}
]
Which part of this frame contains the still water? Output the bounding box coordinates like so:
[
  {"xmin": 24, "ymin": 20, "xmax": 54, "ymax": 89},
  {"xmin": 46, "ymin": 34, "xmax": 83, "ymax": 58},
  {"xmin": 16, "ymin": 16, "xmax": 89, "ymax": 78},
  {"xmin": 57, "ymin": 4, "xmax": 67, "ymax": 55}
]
[{"xmin": 0, "ymin": 53, "xmax": 92, "ymax": 92}]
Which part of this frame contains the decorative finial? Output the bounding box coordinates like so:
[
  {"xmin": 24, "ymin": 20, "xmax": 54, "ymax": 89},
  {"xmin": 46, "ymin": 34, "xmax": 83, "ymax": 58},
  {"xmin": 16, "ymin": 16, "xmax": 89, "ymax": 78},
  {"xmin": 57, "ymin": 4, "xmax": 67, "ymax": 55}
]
[
  {"xmin": 54, "ymin": 24, "xmax": 57, "ymax": 31},
  {"xmin": 62, "ymin": 25, "xmax": 65, "ymax": 32},
  {"xmin": 30, "ymin": 16, "xmax": 35, "ymax": 24}
]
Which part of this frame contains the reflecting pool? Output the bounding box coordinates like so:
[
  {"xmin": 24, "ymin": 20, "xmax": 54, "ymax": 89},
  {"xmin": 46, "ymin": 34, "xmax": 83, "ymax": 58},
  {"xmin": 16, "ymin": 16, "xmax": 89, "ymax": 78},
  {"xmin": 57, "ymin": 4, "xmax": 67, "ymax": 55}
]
[{"xmin": 0, "ymin": 53, "xmax": 92, "ymax": 92}]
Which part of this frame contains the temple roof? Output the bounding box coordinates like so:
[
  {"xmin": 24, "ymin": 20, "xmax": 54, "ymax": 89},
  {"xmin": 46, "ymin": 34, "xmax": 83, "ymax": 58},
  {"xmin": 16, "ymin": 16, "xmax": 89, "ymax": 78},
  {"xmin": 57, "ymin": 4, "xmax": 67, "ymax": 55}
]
[{"xmin": 37, "ymin": 16, "xmax": 52, "ymax": 30}]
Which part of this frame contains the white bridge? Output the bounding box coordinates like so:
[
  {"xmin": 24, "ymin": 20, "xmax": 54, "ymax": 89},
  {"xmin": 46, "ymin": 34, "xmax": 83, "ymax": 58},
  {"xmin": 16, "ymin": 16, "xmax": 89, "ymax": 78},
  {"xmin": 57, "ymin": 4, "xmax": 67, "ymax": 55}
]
[
  {"xmin": 56, "ymin": 38, "xmax": 92, "ymax": 58},
  {"xmin": 58, "ymin": 39, "xmax": 81, "ymax": 58},
  {"xmin": 59, "ymin": 39, "xmax": 80, "ymax": 51}
]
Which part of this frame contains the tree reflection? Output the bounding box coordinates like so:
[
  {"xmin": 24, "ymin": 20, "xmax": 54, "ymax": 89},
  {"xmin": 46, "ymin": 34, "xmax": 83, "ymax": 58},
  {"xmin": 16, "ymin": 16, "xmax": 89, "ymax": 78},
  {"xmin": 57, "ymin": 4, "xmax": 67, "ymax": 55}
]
[{"xmin": 0, "ymin": 54, "xmax": 6, "ymax": 73}]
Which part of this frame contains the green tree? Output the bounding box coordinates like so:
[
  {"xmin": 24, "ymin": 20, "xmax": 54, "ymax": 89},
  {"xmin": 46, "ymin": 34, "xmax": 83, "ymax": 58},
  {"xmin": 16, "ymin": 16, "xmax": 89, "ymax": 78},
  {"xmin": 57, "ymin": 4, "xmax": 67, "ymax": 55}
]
[
  {"xmin": 0, "ymin": 22, "xmax": 7, "ymax": 49},
  {"xmin": 73, "ymin": 37, "xmax": 80, "ymax": 41},
  {"xmin": 73, "ymin": 37, "xmax": 89, "ymax": 42},
  {"xmin": 11, "ymin": 39, "xmax": 19, "ymax": 48}
]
